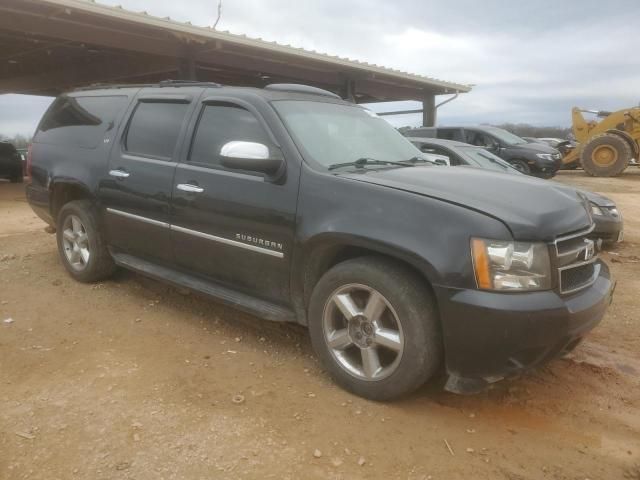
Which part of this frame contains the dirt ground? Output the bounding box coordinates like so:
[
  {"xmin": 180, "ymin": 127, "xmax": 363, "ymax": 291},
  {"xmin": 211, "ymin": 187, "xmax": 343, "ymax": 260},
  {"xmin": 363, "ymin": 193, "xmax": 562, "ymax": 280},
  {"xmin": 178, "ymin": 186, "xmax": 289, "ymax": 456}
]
[{"xmin": 1, "ymin": 171, "xmax": 639, "ymax": 480}]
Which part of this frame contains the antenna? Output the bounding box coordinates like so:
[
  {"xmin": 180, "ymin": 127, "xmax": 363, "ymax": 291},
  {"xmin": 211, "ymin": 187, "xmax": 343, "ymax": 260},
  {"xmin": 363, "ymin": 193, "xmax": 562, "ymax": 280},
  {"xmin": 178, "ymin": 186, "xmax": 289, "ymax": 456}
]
[{"xmin": 213, "ymin": 0, "xmax": 222, "ymax": 29}]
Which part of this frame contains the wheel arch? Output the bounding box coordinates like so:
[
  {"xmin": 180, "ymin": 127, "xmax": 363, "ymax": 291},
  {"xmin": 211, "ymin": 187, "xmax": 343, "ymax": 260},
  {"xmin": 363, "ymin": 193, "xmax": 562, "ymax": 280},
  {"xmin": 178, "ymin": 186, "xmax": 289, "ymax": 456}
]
[
  {"xmin": 604, "ymin": 129, "xmax": 639, "ymax": 158},
  {"xmin": 50, "ymin": 180, "xmax": 94, "ymax": 221},
  {"xmin": 294, "ymin": 233, "xmax": 440, "ymax": 325}
]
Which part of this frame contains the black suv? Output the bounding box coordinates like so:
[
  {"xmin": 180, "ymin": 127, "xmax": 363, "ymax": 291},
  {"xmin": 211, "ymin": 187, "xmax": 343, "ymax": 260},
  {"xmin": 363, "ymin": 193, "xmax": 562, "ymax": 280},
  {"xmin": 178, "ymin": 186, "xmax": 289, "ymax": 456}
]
[
  {"xmin": 0, "ymin": 141, "xmax": 23, "ymax": 183},
  {"xmin": 404, "ymin": 126, "xmax": 562, "ymax": 178},
  {"xmin": 27, "ymin": 82, "xmax": 613, "ymax": 400}
]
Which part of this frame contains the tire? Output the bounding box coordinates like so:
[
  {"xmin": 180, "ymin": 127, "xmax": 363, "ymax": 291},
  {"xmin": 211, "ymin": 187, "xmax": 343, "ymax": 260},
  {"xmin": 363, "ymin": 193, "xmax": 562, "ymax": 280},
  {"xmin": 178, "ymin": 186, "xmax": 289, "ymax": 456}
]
[
  {"xmin": 56, "ymin": 199, "xmax": 117, "ymax": 283},
  {"xmin": 308, "ymin": 256, "xmax": 442, "ymax": 401},
  {"xmin": 581, "ymin": 133, "xmax": 631, "ymax": 177},
  {"xmin": 510, "ymin": 159, "xmax": 531, "ymax": 175}
]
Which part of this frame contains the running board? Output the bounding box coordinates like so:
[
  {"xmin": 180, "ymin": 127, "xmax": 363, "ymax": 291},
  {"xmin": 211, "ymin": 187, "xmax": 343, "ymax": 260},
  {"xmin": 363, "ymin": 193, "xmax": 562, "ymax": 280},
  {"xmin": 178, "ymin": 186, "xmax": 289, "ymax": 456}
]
[{"xmin": 111, "ymin": 252, "xmax": 297, "ymax": 323}]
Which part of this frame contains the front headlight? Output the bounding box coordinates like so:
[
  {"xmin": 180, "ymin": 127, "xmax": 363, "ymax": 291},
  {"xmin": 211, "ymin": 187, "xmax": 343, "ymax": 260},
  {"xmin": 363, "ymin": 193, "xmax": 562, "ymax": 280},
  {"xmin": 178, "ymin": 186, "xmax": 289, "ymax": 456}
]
[
  {"xmin": 471, "ymin": 238, "xmax": 551, "ymax": 291},
  {"xmin": 536, "ymin": 153, "xmax": 554, "ymax": 161},
  {"xmin": 590, "ymin": 203, "xmax": 604, "ymax": 216}
]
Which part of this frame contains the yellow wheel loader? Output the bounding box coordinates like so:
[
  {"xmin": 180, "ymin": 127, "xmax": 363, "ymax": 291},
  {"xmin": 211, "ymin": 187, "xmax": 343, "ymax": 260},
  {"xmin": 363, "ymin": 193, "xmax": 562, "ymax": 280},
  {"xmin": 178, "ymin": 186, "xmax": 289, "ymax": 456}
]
[{"xmin": 563, "ymin": 107, "xmax": 640, "ymax": 176}]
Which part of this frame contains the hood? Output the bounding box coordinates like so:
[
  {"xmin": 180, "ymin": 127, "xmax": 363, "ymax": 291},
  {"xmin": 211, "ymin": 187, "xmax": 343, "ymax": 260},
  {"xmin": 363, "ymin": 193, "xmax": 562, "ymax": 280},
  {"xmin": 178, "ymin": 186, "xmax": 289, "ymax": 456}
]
[
  {"xmin": 509, "ymin": 141, "xmax": 559, "ymax": 154},
  {"xmin": 340, "ymin": 166, "xmax": 592, "ymax": 241}
]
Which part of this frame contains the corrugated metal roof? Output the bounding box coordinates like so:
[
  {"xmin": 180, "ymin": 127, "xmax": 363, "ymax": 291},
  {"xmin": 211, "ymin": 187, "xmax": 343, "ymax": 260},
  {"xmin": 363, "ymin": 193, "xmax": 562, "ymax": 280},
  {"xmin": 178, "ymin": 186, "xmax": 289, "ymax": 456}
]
[{"xmin": 36, "ymin": 0, "xmax": 472, "ymax": 94}]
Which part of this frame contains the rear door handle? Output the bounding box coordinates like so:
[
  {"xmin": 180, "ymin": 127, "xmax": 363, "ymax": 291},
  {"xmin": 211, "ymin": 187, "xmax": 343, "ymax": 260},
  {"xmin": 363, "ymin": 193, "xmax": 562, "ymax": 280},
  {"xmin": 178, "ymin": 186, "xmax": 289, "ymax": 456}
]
[
  {"xmin": 109, "ymin": 169, "xmax": 130, "ymax": 179},
  {"xmin": 176, "ymin": 183, "xmax": 204, "ymax": 193}
]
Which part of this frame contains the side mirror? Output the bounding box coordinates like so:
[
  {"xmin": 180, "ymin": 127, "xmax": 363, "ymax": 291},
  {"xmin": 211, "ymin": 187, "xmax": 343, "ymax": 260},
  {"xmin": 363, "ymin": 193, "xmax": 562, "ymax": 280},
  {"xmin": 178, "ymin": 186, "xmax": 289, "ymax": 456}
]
[
  {"xmin": 434, "ymin": 155, "xmax": 451, "ymax": 166},
  {"xmin": 220, "ymin": 141, "xmax": 284, "ymax": 175}
]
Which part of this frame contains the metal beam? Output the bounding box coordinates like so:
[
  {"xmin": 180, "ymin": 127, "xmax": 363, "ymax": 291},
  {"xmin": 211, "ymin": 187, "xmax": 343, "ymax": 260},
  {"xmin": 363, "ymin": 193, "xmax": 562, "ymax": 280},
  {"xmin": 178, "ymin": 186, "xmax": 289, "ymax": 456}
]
[
  {"xmin": 0, "ymin": 56, "xmax": 176, "ymax": 93},
  {"xmin": 355, "ymin": 78, "xmax": 427, "ymax": 102},
  {"xmin": 0, "ymin": 8, "xmax": 181, "ymax": 58},
  {"xmin": 377, "ymin": 108, "xmax": 423, "ymax": 117}
]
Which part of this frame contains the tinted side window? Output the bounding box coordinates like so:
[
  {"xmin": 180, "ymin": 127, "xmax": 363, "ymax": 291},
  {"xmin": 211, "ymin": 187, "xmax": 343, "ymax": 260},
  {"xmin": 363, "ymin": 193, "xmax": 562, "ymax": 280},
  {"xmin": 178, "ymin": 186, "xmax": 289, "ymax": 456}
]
[
  {"xmin": 466, "ymin": 131, "xmax": 495, "ymax": 147},
  {"xmin": 190, "ymin": 104, "xmax": 270, "ymax": 170},
  {"xmin": 35, "ymin": 96, "xmax": 128, "ymax": 149},
  {"xmin": 437, "ymin": 128, "xmax": 464, "ymax": 141},
  {"xmin": 405, "ymin": 128, "xmax": 436, "ymax": 138},
  {"xmin": 125, "ymin": 102, "xmax": 189, "ymax": 159}
]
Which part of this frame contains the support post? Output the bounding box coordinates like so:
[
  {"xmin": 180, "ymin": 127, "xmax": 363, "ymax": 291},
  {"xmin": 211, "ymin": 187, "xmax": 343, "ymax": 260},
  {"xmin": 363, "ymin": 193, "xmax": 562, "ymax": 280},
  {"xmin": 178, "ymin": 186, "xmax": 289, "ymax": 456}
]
[
  {"xmin": 177, "ymin": 46, "xmax": 198, "ymax": 80},
  {"xmin": 340, "ymin": 77, "xmax": 356, "ymax": 102},
  {"xmin": 422, "ymin": 94, "xmax": 436, "ymax": 127}
]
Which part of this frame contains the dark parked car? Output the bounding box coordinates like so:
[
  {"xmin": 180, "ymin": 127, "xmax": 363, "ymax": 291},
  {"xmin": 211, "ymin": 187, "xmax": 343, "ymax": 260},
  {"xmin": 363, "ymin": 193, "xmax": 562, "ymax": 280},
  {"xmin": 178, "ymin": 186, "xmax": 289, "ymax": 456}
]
[
  {"xmin": 27, "ymin": 82, "xmax": 613, "ymax": 400},
  {"xmin": 409, "ymin": 138, "xmax": 623, "ymax": 245},
  {"xmin": 404, "ymin": 126, "xmax": 562, "ymax": 178},
  {"xmin": 0, "ymin": 141, "xmax": 23, "ymax": 182}
]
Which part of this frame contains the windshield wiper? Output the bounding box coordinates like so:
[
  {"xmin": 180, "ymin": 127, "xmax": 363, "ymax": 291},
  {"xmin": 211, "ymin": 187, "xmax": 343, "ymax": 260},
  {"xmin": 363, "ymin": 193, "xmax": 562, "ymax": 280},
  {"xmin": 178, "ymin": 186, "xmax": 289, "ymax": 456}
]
[
  {"xmin": 328, "ymin": 157, "xmax": 412, "ymax": 171},
  {"xmin": 402, "ymin": 156, "xmax": 439, "ymax": 165}
]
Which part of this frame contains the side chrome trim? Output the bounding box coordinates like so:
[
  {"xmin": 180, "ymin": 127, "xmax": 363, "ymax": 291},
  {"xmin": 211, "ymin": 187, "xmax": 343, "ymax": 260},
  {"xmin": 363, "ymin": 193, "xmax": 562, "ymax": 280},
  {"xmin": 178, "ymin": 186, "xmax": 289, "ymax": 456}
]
[
  {"xmin": 106, "ymin": 208, "xmax": 170, "ymax": 229},
  {"xmin": 105, "ymin": 208, "xmax": 284, "ymax": 258},
  {"xmin": 170, "ymin": 225, "xmax": 284, "ymax": 258}
]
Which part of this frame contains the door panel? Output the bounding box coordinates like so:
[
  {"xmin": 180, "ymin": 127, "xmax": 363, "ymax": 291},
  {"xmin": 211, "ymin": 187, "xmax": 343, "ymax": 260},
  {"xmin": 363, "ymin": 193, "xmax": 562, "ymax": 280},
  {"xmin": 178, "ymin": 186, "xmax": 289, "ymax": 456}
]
[
  {"xmin": 170, "ymin": 101, "xmax": 298, "ymax": 304},
  {"xmin": 101, "ymin": 154, "xmax": 176, "ymax": 261},
  {"xmin": 100, "ymin": 91, "xmax": 198, "ymax": 263}
]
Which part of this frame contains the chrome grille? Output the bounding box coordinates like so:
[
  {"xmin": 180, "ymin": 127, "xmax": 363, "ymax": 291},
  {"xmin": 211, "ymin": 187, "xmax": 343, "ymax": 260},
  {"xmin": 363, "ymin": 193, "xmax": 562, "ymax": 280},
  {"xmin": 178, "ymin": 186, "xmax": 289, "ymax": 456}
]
[{"xmin": 554, "ymin": 226, "xmax": 599, "ymax": 294}]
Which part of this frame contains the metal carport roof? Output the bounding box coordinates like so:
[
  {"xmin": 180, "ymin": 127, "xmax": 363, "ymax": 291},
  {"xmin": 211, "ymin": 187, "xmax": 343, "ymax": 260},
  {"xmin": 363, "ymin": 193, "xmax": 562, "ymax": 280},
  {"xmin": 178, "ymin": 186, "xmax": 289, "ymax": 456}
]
[{"xmin": 0, "ymin": 0, "xmax": 472, "ymax": 124}]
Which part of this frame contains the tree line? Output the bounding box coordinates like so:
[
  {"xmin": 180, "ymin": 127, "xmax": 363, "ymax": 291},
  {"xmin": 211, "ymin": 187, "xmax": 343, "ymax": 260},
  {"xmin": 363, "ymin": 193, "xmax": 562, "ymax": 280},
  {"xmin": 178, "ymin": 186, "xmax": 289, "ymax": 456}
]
[{"xmin": 0, "ymin": 134, "xmax": 31, "ymax": 148}]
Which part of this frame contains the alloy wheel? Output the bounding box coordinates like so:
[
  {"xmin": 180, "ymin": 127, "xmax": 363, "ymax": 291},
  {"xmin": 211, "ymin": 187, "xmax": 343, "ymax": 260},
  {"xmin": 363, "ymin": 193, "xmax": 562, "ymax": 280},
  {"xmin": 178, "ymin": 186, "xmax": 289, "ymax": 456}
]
[
  {"xmin": 62, "ymin": 214, "xmax": 91, "ymax": 271},
  {"xmin": 322, "ymin": 283, "xmax": 404, "ymax": 381}
]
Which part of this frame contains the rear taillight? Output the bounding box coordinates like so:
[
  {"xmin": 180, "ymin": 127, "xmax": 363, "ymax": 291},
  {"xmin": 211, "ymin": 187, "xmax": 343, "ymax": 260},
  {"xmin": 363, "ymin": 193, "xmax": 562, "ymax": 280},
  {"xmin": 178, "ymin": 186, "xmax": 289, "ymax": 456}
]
[{"xmin": 26, "ymin": 143, "xmax": 33, "ymax": 178}]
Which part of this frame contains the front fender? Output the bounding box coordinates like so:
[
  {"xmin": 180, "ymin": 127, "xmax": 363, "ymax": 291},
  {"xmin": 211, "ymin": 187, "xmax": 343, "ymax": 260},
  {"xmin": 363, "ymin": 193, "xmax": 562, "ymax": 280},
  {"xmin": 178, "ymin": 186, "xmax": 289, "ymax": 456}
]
[{"xmin": 293, "ymin": 167, "xmax": 512, "ymax": 298}]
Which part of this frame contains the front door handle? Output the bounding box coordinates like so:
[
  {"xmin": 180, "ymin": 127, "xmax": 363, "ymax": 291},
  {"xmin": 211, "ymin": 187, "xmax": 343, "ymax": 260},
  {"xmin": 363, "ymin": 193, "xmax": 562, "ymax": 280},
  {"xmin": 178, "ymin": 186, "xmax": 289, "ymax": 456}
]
[
  {"xmin": 109, "ymin": 169, "xmax": 130, "ymax": 179},
  {"xmin": 176, "ymin": 183, "xmax": 204, "ymax": 193}
]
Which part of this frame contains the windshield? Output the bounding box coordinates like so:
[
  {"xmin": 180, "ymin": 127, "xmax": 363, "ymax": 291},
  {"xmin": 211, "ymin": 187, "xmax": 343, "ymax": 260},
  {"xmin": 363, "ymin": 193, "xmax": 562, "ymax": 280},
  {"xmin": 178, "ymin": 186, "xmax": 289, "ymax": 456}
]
[
  {"xmin": 482, "ymin": 127, "xmax": 528, "ymax": 146},
  {"xmin": 272, "ymin": 100, "xmax": 421, "ymax": 169},
  {"xmin": 458, "ymin": 146, "xmax": 520, "ymax": 175}
]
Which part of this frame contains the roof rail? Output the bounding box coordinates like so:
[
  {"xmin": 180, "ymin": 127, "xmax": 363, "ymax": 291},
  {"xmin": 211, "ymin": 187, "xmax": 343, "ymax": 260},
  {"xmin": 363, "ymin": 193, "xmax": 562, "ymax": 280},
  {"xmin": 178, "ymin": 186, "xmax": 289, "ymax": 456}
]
[
  {"xmin": 264, "ymin": 83, "xmax": 341, "ymax": 99},
  {"xmin": 73, "ymin": 80, "xmax": 222, "ymax": 92},
  {"xmin": 157, "ymin": 79, "xmax": 223, "ymax": 88}
]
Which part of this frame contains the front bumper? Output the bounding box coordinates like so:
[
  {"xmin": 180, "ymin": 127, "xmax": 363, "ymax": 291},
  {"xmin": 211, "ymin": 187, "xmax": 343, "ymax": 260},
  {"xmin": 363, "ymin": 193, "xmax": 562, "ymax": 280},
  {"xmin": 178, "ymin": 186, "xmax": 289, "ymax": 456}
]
[
  {"xmin": 591, "ymin": 214, "xmax": 623, "ymax": 244},
  {"xmin": 530, "ymin": 158, "xmax": 562, "ymax": 178},
  {"xmin": 435, "ymin": 260, "xmax": 613, "ymax": 393}
]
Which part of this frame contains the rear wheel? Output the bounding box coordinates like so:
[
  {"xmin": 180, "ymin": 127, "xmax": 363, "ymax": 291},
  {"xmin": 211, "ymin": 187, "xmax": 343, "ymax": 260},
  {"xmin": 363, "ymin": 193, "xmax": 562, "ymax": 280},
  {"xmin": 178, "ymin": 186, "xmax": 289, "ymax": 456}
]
[
  {"xmin": 56, "ymin": 200, "xmax": 116, "ymax": 283},
  {"xmin": 581, "ymin": 133, "xmax": 631, "ymax": 177},
  {"xmin": 308, "ymin": 257, "xmax": 442, "ymax": 401},
  {"xmin": 510, "ymin": 159, "xmax": 531, "ymax": 175}
]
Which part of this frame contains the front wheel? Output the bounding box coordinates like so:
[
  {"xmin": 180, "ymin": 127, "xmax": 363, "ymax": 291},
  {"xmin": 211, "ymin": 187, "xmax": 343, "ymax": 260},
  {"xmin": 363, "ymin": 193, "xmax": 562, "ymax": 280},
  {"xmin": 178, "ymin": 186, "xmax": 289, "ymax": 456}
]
[{"xmin": 308, "ymin": 257, "xmax": 442, "ymax": 401}]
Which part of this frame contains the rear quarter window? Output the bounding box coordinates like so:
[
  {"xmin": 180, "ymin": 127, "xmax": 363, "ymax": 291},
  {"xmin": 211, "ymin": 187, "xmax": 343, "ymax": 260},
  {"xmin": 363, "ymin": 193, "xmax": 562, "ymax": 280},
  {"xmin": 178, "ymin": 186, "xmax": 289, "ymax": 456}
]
[{"xmin": 34, "ymin": 95, "xmax": 128, "ymax": 149}]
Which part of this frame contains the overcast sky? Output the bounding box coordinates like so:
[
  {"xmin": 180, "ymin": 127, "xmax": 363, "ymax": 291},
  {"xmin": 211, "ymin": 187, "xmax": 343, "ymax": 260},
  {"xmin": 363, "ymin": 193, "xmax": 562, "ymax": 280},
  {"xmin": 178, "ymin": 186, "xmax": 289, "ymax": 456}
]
[{"xmin": 1, "ymin": 0, "xmax": 639, "ymax": 136}]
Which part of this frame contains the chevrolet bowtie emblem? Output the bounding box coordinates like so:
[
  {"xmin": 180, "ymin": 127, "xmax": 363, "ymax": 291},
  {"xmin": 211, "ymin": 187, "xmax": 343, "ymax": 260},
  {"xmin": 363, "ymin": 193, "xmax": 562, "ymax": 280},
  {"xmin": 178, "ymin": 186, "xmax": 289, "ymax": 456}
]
[{"xmin": 583, "ymin": 238, "xmax": 595, "ymax": 261}]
